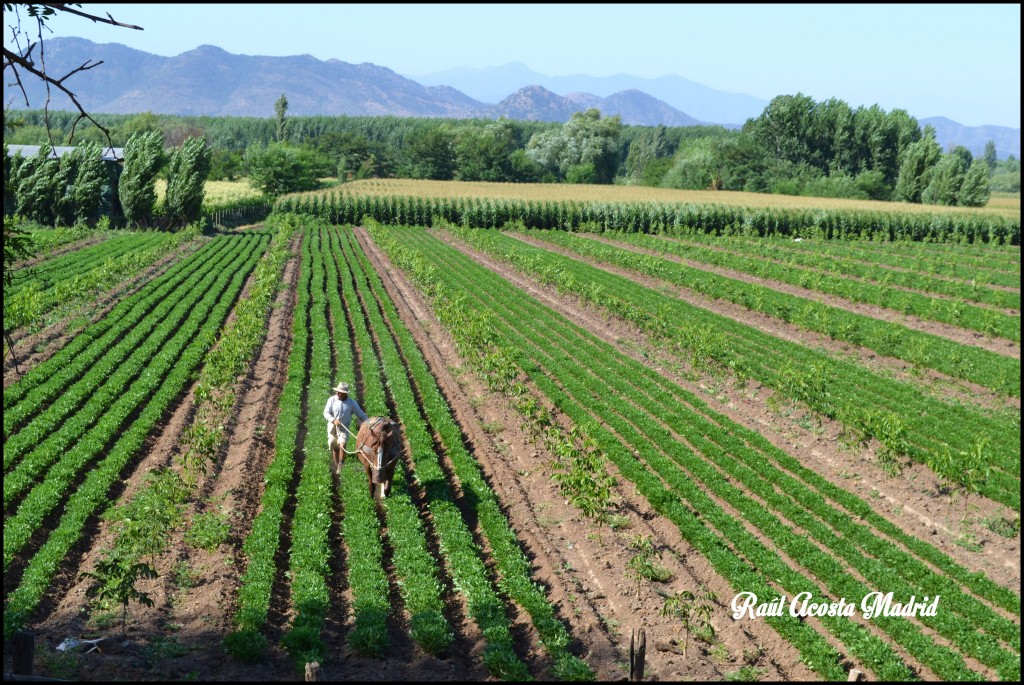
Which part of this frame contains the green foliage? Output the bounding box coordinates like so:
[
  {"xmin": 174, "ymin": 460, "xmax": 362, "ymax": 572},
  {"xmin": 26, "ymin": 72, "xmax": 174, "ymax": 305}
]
[
  {"xmin": 659, "ymin": 585, "xmax": 716, "ymax": 655},
  {"xmin": 184, "ymin": 510, "xmax": 231, "ymax": 551},
  {"xmin": 625, "ymin": 535, "xmax": 672, "ymax": 596},
  {"xmin": 274, "ymin": 93, "xmax": 289, "ymax": 143},
  {"xmin": 526, "ymin": 108, "xmax": 622, "ymax": 183},
  {"xmin": 922, "ymin": 151, "xmax": 969, "ymax": 206},
  {"xmin": 660, "ymin": 136, "xmax": 724, "ymax": 190},
  {"xmin": 723, "ymin": 665, "xmax": 769, "ymax": 681},
  {"xmin": 623, "ymin": 124, "xmax": 668, "ymax": 184},
  {"xmin": 223, "ymin": 628, "xmax": 268, "ymax": 663},
  {"xmin": 208, "ymin": 148, "xmax": 243, "ymax": 181},
  {"xmin": 81, "ymin": 553, "xmax": 158, "ymax": 634},
  {"xmin": 244, "ymin": 142, "xmax": 330, "ymax": 196},
  {"xmin": 982, "ymin": 141, "xmax": 998, "ymax": 174},
  {"xmin": 454, "ymin": 118, "xmax": 519, "ymax": 182},
  {"xmin": 164, "ymin": 136, "xmax": 212, "ymax": 227},
  {"xmin": 957, "ymin": 160, "xmax": 992, "ymax": 207},
  {"xmin": 564, "ymin": 162, "xmax": 597, "ymax": 184},
  {"xmin": 10, "ymin": 145, "xmax": 61, "ymax": 224},
  {"xmin": 893, "ymin": 125, "xmax": 942, "ymax": 202},
  {"xmin": 120, "ymin": 130, "xmax": 166, "ymax": 227},
  {"xmin": 106, "ymin": 468, "xmax": 191, "ymax": 560},
  {"xmin": 402, "ymin": 125, "xmax": 457, "ymax": 180}
]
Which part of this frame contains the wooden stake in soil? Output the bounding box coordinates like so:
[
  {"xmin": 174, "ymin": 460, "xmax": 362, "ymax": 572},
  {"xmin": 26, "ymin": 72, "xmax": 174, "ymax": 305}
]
[
  {"xmin": 629, "ymin": 627, "xmax": 646, "ymax": 682},
  {"xmin": 305, "ymin": 662, "xmax": 323, "ymax": 682}
]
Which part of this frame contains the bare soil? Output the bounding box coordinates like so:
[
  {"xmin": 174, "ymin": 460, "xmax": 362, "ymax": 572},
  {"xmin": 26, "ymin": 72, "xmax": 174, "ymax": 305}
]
[
  {"xmin": 435, "ymin": 229, "xmax": 1020, "ymax": 596},
  {"xmin": 509, "ymin": 231, "xmax": 1020, "ymax": 415},
  {"xmin": 6, "ymin": 225, "xmax": 1018, "ymax": 682},
  {"xmin": 574, "ymin": 232, "xmax": 1021, "ymax": 358},
  {"xmin": 354, "ymin": 227, "xmax": 817, "ymax": 681},
  {"xmin": 4, "ymin": 239, "xmax": 205, "ymax": 389}
]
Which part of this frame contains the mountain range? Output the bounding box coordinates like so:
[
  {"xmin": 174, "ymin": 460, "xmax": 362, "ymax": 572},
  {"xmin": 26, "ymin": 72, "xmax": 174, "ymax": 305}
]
[{"xmin": 9, "ymin": 37, "xmax": 1020, "ymax": 159}]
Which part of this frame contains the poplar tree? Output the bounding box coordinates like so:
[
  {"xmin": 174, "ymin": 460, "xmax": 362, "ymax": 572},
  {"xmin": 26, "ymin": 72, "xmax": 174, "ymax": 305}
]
[
  {"xmin": 275, "ymin": 93, "xmax": 289, "ymax": 142},
  {"xmin": 893, "ymin": 125, "xmax": 941, "ymax": 203},
  {"xmin": 119, "ymin": 131, "xmax": 165, "ymax": 227},
  {"xmin": 59, "ymin": 142, "xmax": 106, "ymax": 226},
  {"xmin": 13, "ymin": 146, "xmax": 61, "ymax": 225},
  {"xmin": 165, "ymin": 136, "xmax": 212, "ymax": 227},
  {"xmin": 957, "ymin": 160, "xmax": 992, "ymax": 207}
]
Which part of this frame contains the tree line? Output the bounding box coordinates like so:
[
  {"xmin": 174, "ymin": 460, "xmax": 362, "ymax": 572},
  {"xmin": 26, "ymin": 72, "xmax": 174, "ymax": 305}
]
[
  {"xmin": 3, "ymin": 133, "xmax": 211, "ymax": 229},
  {"xmin": 6, "ymin": 92, "xmax": 1013, "ymax": 210}
]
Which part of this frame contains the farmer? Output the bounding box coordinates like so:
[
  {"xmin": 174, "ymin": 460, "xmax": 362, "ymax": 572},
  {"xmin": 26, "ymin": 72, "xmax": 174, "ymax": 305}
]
[{"xmin": 324, "ymin": 381, "xmax": 368, "ymax": 476}]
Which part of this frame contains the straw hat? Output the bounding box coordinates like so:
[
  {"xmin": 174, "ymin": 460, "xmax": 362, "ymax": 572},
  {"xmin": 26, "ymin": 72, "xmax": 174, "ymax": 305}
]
[{"xmin": 333, "ymin": 382, "xmax": 350, "ymax": 394}]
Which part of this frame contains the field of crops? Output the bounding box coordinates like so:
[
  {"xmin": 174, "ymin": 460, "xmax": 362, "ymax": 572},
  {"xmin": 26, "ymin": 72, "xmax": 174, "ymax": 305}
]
[{"xmin": 2, "ymin": 187, "xmax": 1020, "ymax": 681}]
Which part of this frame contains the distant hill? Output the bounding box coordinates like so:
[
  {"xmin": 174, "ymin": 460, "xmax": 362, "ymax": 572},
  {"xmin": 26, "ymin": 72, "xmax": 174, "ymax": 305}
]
[
  {"xmin": 9, "ymin": 37, "xmax": 704, "ymax": 127},
  {"xmin": 411, "ymin": 61, "xmax": 766, "ymax": 125},
  {"xmin": 483, "ymin": 86, "xmax": 704, "ymax": 126},
  {"xmin": 10, "ymin": 38, "xmax": 485, "ymax": 118},
  {"xmin": 9, "ymin": 38, "xmax": 1018, "ymax": 157},
  {"xmin": 919, "ymin": 117, "xmax": 1020, "ymax": 161}
]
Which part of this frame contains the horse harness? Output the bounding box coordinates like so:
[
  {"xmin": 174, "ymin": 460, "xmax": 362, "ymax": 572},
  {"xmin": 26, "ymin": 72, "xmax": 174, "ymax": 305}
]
[{"xmin": 357, "ymin": 416, "xmax": 401, "ymax": 471}]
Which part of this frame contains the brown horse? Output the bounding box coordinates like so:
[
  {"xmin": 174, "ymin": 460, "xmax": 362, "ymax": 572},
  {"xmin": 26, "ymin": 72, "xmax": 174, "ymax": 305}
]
[{"xmin": 354, "ymin": 416, "xmax": 402, "ymax": 500}]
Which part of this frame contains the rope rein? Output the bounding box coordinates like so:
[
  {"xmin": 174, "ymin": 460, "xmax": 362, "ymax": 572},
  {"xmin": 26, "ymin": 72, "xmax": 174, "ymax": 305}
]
[{"xmin": 334, "ymin": 416, "xmax": 394, "ymax": 458}]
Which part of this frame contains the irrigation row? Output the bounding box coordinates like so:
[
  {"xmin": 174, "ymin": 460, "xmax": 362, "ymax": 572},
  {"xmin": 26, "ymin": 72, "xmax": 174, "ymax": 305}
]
[
  {"xmin": 226, "ymin": 223, "xmax": 313, "ymax": 659},
  {"xmin": 324, "ymin": 224, "xmax": 452, "ymax": 659},
  {"xmin": 4, "ymin": 229, "xmax": 198, "ymax": 332},
  {"xmin": 520, "ymin": 228, "xmax": 1020, "ymax": 385},
  {"xmin": 643, "ymin": 233, "xmax": 1020, "ymax": 308},
  {"xmin": 3, "ymin": 235, "xmax": 218, "ymax": 411},
  {"xmin": 339, "ymin": 225, "xmax": 594, "ymax": 679},
  {"xmin": 582, "ymin": 230, "xmax": 1020, "ymax": 332},
  {"xmin": 451, "ymin": 227, "xmax": 1021, "ymax": 509},
  {"xmin": 3, "ymin": 231, "xmax": 269, "ymax": 637},
  {"xmin": 5, "ymin": 232, "xmax": 160, "ymax": 297},
  {"xmin": 4, "ymin": 237, "xmax": 237, "ymax": 467},
  {"xmin": 373, "ymin": 225, "xmax": 1020, "ymax": 681},
  {"xmin": 711, "ymin": 234, "xmax": 1021, "ymax": 282}
]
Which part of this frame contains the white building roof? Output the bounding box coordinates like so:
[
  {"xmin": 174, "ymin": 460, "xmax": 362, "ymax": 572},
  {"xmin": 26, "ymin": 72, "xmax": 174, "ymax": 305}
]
[{"xmin": 6, "ymin": 144, "xmax": 124, "ymax": 162}]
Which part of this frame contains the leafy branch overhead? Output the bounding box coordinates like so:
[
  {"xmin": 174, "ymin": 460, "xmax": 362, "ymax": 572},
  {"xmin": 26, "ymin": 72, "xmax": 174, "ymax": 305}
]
[{"xmin": 2, "ymin": 3, "xmax": 143, "ymax": 146}]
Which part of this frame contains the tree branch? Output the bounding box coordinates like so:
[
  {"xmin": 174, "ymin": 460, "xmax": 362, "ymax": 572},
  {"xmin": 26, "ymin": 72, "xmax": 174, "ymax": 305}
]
[
  {"xmin": 3, "ymin": 4, "xmax": 142, "ymax": 150},
  {"xmin": 35, "ymin": 3, "xmax": 144, "ymax": 31}
]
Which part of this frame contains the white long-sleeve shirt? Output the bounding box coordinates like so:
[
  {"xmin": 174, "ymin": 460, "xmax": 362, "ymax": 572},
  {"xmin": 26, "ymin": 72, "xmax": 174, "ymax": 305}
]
[{"xmin": 324, "ymin": 395, "xmax": 369, "ymax": 437}]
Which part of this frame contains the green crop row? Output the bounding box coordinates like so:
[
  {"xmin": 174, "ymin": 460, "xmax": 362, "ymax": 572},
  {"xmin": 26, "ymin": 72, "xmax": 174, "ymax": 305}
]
[
  {"xmin": 281, "ymin": 224, "xmax": 335, "ymax": 666},
  {"xmin": 99, "ymin": 221, "xmax": 293, "ymax": 597},
  {"xmin": 3, "ymin": 232, "xmax": 267, "ymax": 638},
  {"xmin": 323, "ymin": 224, "xmax": 453, "ymax": 657},
  {"xmin": 20, "ymin": 224, "xmax": 107, "ymax": 259},
  {"xmin": 179, "ymin": 219, "xmax": 297, "ymax": 479},
  {"xmin": 6, "ymin": 232, "xmax": 161, "ymax": 298},
  {"xmin": 3, "ymin": 235, "xmax": 215, "ymax": 412},
  {"xmin": 279, "ymin": 191, "xmax": 1021, "ymax": 245},
  {"xmin": 644, "ymin": 232, "xmax": 1019, "ymax": 309},
  {"xmin": 3, "ymin": 234, "xmax": 266, "ymax": 568},
  {"xmin": 520, "ymin": 228, "xmax": 1020, "ymax": 389},
  {"xmin": 312, "ymin": 223, "xmax": 392, "ymax": 660},
  {"xmin": 370, "ymin": 225, "xmax": 858, "ymax": 680},
  {"xmin": 721, "ymin": 234, "xmax": 1020, "ymax": 283},
  {"xmin": 388, "ymin": 227, "xmax": 1019, "ymax": 680},
  {"xmin": 332, "ymin": 225, "xmax": 531, "ymax": 680},
  {"xmin": 4, "ymin": 238, "xmax": 252, "ymax": 504},
  {"xmin": 5, "ymin": 227, "xmax": 198, "ymax": 331},
  {"xmin": 452, "ymin": 227, "xmax": 1020, "ymax": 509},
  {"xmin": 4, "ymin": 236, "xmax": 230, "ymax": 445},
  {"xmin": 348, "ymin": 223, "xmax": 594, "ymax": 680},
  {"xmin": 227, "ymin": 223, "xmax": 312, "ymax": 660},
  {"xmin": 591, "ymin": 229, "xmax": 1019, "ymax": 331},
  {"xmin": 457, "ymin": 275, "xmax": 1017, "ymax": 677}
]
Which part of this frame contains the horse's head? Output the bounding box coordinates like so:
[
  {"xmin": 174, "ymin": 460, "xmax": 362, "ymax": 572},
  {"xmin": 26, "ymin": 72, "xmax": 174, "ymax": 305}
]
[{"xmin": 357, "ymin": 417, "xmax": 402, "ymax": 469}]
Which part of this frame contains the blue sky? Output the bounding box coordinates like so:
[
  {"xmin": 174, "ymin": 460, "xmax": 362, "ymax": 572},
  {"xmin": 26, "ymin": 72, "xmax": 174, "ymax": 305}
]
[{"xmin": 5, "ymin": 3, "xmax": 1020, "ymax": 128}]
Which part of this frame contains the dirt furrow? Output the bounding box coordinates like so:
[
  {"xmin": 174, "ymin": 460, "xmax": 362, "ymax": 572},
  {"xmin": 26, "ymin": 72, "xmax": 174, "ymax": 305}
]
[{"xmin": 356, "ymin": 226, "xmax": 814, "ymax": 681}]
